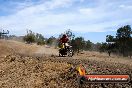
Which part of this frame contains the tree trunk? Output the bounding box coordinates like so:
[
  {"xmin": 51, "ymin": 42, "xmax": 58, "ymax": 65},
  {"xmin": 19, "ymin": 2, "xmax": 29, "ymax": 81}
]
[{"xmin": 108, "ymin": 51, "xmax": 111, "ymax": 56}]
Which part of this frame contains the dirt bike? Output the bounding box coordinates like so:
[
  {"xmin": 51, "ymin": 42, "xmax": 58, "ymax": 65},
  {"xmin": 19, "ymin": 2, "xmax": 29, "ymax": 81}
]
[{"xmin": 59, "ymin": 44, "xmax": 74, "ymax": 57}]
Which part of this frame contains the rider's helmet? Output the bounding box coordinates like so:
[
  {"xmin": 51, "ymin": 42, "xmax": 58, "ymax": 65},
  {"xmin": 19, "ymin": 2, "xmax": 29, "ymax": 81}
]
[{"xmin": 62, "ymin": 34, "xmax": 67, "ymax": 38}]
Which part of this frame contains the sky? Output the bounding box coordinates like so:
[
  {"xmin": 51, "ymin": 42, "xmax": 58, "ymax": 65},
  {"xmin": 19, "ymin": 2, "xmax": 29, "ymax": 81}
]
[{"xmin": 0, "ymin": 0, "xmax": 132, "ymax": 43}]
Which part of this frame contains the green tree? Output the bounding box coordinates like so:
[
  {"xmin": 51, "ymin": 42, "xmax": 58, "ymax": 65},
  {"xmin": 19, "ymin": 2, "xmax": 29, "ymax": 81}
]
[
  {"xmin": 36, "ymin": 33, "xmax": 45, "ymax": 45},
  {"xmin": 23, "ymin": 30, "xmax": 36, "ymax": 44},
  {"xmin": 71, "ymin": 37, "xmax": 85, "ymax": 53},
  {"xmin": 84, "ymin": 40, "xmax": 92, "ymax": 50},
  {"xmin": 106, "ymin": 35, "xmax": 114, "ymax": 43},
  {"xmin": 105, "ymin": 25, "xmax": 132, "ymax": 57},
  {"xmin": 116, "ymin": 25, "xmax": 132, "ymax": 56},
  {"xmin": 47, "ymin": 36, "xmax": 57, "ymax": 46},
  {"xmin": 23, "ymin": 30, "xmax": 45, "ymax": 45},
  {"xmin": 94, "ymin": 42, "xmax": 102, "ymax": 51},
  {"xmin": 99, "ymin": 42, "xmax": 108, "ymax": 53},
  {"xmin": 106, "ymin": 35, "xmax": 115, "ymax": 56},
  {"xmin": 127, "ymin": 38, "xmax": 132, "ymax": 58}
]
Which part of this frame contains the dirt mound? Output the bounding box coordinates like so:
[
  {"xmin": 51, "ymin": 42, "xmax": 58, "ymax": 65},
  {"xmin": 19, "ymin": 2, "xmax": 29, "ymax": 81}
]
[
  {"xmin": 0, "ymin": 55, "xmax": 71, "ymax": 88},
  {"xmin": 0, "ymin": 40, "xmax": 38, "ymax": 56},
  {"xmin": 0, "ymin": 40, "xmax": 58, "ymax": 56}
]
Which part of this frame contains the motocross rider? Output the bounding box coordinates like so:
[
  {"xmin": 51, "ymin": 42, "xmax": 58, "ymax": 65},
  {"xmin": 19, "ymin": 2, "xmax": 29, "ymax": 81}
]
[{"xmin": 59, "ymin": 34, "xmax": 69, "ymax": 49}]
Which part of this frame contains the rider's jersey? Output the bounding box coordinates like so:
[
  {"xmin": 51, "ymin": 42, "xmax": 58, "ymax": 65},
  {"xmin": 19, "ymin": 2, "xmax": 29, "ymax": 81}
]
[{"xmin": 60, "ymin": 37, "xmax": 69, "ymax": 43}]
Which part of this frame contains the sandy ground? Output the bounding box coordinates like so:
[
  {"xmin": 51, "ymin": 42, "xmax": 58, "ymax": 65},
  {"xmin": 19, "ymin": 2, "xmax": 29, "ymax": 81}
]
[
  {"xmin": 0, "ymin": 40, "xmax": 132, "ymax": 88},
  {"xmin": 0, "ymin": 40, "xmax": 58, "ymax": 57},
  {"xmin": 34, "ymin": 45, "xmax": 58, "ymax": 56},
  {"xmin": 75, "ymin": 51, "xmax": 132, "ymax": 67}
]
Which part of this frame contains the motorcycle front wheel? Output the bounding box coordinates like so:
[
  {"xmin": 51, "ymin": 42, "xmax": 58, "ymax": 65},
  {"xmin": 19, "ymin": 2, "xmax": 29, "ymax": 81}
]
[{"xmin": 67, "ymin": 49, "xmax": 73, "ymax": 57}]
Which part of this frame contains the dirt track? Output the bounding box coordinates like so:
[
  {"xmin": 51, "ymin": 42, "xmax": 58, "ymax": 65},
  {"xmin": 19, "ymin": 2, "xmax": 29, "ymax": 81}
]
[{"xmin": 0, "ymin": 40, "xmax": 132, "ymax": 88}]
